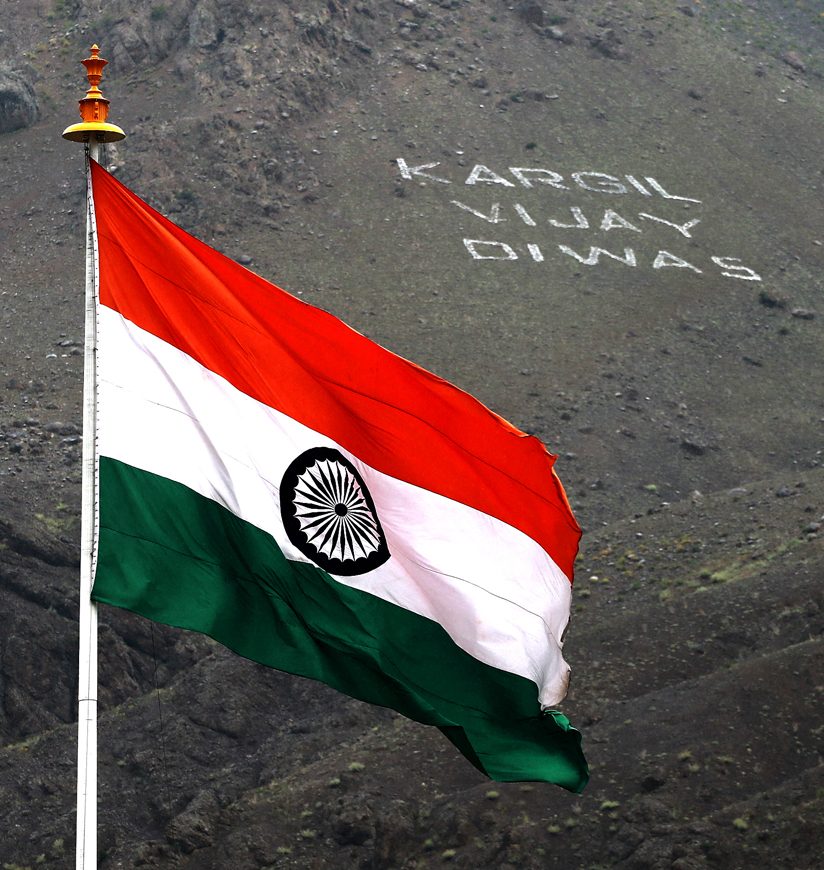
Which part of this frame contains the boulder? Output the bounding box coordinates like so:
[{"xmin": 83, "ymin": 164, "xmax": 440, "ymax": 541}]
[
  {"xmin": 782, "ymin": 50, "xmax": 805, "ymax": 72},
  {"xmin": 516, "ymin": 1, "xmax": 545, "ymax": 27},
  {"xmin": 0, "ymin": 68, "xmax": 38, "ymax": 134}
]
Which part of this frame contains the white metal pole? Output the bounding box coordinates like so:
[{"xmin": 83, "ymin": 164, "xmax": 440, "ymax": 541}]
[
  {"xmin": 62, "ymin": 43, "xmax": 125, "ymax": 870},
  {"xmin": 76, "ymin": 139, "xmax": 100, "ymax": 870}
]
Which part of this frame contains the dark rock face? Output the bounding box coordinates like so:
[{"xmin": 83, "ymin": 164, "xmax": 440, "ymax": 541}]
[{"xmin": 0, "ymin": 68, "xmax": 38, "ymax": 134}]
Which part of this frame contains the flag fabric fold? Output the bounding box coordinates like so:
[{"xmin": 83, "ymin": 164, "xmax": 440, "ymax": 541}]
[{"xmin": 88, "ymin": 159, "xmax": 588, "ymax": 791}]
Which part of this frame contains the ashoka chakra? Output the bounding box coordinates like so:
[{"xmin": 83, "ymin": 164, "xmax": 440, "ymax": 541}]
[{"xmin": 280, "ymin": 447, "xmax": 390, "ymax": 576}]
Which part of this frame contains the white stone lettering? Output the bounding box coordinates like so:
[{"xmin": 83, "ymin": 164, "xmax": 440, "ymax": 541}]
[
  {"xmin": 624, "ymin": 175, "xmax": 652, "ymax": 196},
  {"xmin": 513, "ymin": 203, "xmax": 537, "ymax": 226},
  {"xmin": 549, "ymin": 207, "xmax": 590, "ymax": 229},
  {"xmin": 396, "ymin": 158, "xmax": 450, "ymax": 184},
  {"xmin": 639, "ymin": 213, "xmax": 701, "ymax": 238},
  {"xmin": 465, "ymin": 165, "xmax": 516, "ymax": 187},
  {"xmin": 601, "ymin": 209, "xmax": 641, "ymax": 232},
  {"xmin": 571, "ymin": 172, "xmax": 628, "ymax": 194},
  {"xmin": 559, "ymin": 245, "xmax": 637, "ymax": 267},
  {"xmin": 395, "ymin": 155, "xmax": 758, "ymax": 281},
  {"xmin": 451, "ymin": 200, "xmax": 505, "ymax": 223},
  {"xmin": 711, "ymin": 257, "xmax": 762, "ymax": 281},
  {"xmin": 652, "ymin": 250, "xmax": 702, "ymax": 272},
  {"xmin": 508, "ymin": 167, "xmax": 569, "ymax": 189},
  {"xmin": 644, "ymin": 177, "xmax": 702, "ymax": 204},
  {"xmin": 463, "ymin": 239, "xmax": 519, "ymax": 260}
]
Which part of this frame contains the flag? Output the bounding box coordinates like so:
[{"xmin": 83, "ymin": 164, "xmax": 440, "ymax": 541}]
[{"xmin": 88, "ymin": 159, "xmax": 588, "ymax": 791}]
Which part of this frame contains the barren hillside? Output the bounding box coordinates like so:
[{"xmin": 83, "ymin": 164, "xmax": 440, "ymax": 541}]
[{"xmin": 1, "ymin": 1, "xmax": 822, "ymax": 867}]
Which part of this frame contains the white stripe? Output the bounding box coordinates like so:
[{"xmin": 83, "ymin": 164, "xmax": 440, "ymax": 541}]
[{"xmin": 97, "ymin": 306, "xmax": 573, "ymax": 705}]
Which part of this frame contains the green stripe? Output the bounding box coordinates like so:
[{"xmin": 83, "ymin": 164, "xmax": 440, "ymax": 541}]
[{"xmin": 93, "ymin": 457, "xmax": 588, "ymax": 790}]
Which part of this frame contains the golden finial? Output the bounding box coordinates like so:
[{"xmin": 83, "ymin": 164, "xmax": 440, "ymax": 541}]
[{"xmin": 62, "ymin": 44, "xmax": 126, "ymax": 143}]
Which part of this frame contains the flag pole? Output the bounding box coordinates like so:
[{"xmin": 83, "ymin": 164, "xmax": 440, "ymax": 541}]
[{"xmin": 63, "ymin": 45, "xmax": 125, "ymax": 870}]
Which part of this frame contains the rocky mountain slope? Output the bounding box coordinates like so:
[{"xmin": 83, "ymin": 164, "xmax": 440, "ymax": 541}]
[{"xmin": 1, "ymin": 0, "xmax": 822, "ymax": 866}]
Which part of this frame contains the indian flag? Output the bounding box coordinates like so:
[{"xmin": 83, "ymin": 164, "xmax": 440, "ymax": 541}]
[{"xmin": 88, "ymin": 160, "xmax": 588, "ymax": 791}]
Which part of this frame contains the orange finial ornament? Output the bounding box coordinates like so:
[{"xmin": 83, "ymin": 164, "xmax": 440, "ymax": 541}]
[{"xmin": 62, "ymin": 44, "xmax": 126, "ymax": 143}]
